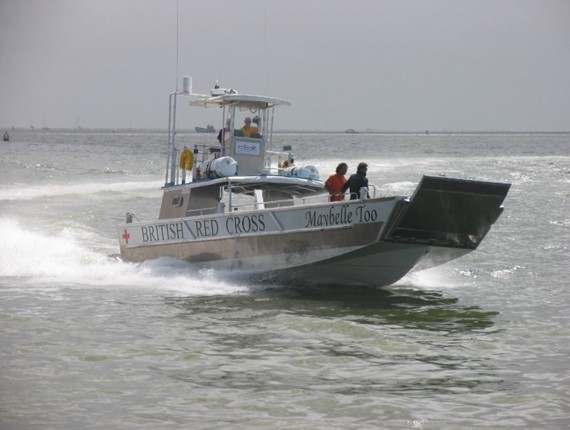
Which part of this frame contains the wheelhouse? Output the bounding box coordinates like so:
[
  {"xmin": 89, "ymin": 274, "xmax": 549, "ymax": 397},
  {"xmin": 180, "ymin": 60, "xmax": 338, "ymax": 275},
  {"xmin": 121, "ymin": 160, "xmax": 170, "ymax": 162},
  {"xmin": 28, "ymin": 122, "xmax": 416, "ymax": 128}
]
[{"xmin": 158, "ymin": 80, "xmax": 324, "ymax": 221}]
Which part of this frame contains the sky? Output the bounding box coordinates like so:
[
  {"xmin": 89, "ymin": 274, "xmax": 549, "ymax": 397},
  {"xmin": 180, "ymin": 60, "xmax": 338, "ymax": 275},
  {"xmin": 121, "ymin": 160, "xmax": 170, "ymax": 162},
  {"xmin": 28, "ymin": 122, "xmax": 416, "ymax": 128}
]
[{"xmin": 1, "ymin": 0, "xmax": 569, "ymax": 132}]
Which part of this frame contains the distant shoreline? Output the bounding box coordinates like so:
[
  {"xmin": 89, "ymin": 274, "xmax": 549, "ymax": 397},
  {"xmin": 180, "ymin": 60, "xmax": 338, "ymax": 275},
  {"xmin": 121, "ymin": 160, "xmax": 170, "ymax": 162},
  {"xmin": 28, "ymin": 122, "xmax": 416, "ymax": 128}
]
[{"xmin": 2, "ymin": 128, "xmax": 569, "ymax": 135}]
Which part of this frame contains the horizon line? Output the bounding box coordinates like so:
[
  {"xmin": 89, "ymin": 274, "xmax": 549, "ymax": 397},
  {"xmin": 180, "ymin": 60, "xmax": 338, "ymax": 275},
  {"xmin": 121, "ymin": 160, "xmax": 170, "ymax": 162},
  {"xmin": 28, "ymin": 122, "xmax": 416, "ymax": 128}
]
[{"xmin": 3, "ymin": 127, "xmax": 570, "ymax": 134}]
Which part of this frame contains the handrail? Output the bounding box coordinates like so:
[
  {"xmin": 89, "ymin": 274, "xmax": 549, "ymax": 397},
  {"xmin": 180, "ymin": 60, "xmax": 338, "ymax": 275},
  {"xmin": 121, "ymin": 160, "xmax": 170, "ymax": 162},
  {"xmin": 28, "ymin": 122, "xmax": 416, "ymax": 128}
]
[
  {"xmin": 184, "ymin": 184, "xmax": 379, "ymax": 218},
  {"xmin": 346, "ymin": 184, "xmax": 377, "ymax": 199}
]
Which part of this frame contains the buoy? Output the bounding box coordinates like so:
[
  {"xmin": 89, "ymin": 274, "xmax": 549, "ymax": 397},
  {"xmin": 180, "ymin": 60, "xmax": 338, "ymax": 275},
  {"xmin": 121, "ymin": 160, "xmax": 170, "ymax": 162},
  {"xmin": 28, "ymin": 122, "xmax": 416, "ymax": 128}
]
[
  {"xmin": 179, "ymin": 148, "xmax": 194, "ymax": 170},
  {"xmin": 3, "ymin": 132, "xmax": 9, "ymax": 142}
]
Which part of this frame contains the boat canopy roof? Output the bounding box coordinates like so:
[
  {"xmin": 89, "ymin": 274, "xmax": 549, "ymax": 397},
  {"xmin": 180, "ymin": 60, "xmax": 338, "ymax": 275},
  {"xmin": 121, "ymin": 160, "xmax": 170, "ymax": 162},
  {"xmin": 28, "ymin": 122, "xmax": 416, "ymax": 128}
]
[{"xmin": 190, "ymin": 93, "xmax": 291, "ymax": 109}]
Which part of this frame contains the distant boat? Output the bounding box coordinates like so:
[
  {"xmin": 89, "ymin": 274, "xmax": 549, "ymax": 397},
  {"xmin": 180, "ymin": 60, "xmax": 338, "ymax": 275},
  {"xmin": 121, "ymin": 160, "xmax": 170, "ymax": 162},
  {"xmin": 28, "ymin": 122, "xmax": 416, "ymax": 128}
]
[
  {"xmin": 3, "ymin": 132, "xmax": 9, "ymax": 142},
  {"xmin": 195, "ymin": 125, "xmax": 216, "ymax": 133},
  {"xmin": 345, "ymin": 128, "xmax": 358, "ymax": 134}
]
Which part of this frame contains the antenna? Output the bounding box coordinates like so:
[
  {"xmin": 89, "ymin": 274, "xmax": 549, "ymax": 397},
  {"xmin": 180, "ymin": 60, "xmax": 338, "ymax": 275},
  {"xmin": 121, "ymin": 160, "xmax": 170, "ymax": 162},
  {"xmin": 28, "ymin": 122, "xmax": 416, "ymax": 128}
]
[
  {"xmin": 175, "ymin": 0, "xmax": 179, "ymax": 91},
  {"xmin": 264, "ymin": 8, "xmax": 268, "ymax": 94}
]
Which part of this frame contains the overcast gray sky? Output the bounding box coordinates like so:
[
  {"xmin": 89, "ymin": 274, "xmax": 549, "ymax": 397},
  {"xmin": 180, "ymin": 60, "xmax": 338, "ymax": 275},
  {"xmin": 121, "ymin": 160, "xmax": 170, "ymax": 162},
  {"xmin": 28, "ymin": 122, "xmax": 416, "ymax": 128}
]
[{"xmin": 1, "ymin": 0, "xmax": 569, "ymax": 131}]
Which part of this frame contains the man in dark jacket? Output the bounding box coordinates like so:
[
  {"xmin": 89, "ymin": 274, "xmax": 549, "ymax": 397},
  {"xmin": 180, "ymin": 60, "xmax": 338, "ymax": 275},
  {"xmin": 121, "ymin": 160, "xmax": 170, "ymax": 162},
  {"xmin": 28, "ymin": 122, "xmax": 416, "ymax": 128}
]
[{"xmin": 342, "ymin": 162, "xmax": 369, "ymax": 200}]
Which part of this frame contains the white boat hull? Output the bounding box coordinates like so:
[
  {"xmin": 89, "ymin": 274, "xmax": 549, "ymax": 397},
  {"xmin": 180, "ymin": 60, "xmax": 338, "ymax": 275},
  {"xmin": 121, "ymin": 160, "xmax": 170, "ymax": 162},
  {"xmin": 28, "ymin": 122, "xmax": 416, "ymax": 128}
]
[
  {"xmin": 119, "ymin": 198, "xmax": 407, "ymax": 284},
  {"xmin": 119, "ymin": 175, "xmax": 509, "ymax": 287}
]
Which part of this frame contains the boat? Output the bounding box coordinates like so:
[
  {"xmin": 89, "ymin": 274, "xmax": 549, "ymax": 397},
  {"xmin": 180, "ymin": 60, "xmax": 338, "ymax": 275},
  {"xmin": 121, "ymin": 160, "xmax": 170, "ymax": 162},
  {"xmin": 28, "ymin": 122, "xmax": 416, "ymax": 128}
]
[
  {"xmin": 117, "ymin": 77, "xmax": 511, "ymax": 287},
  {"xmin": 195, "ymin": 125, "xmax": 216, "ymax": 133},
  {"xmin": 3, "ymin": 131, "xmax": 9, "ymax": 142}
]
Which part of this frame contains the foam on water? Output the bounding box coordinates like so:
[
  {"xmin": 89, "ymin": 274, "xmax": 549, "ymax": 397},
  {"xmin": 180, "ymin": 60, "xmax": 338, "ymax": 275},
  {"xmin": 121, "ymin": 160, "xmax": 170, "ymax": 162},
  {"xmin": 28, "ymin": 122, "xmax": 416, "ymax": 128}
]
[
  {"xmin": 0, "ymin": 218, "xmax": 248, "ymax": 296},
  {"xmin": 0, "ymin": 180, "xmax": 159, "ymax": 201},
  {"xmin": 1, "ymin": 216, "xmax": 465, "ymax": 296},
  {"xmin": 397, "ymin": 266, "xmax": 465, "ymax": 290}
]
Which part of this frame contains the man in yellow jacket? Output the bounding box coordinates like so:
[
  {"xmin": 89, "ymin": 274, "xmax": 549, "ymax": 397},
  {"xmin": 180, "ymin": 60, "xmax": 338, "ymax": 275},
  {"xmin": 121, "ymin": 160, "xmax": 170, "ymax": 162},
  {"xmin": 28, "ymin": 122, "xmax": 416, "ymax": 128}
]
[{"xmin": 240, "ymin": 117, "xmax": 258, "ymax": 137}]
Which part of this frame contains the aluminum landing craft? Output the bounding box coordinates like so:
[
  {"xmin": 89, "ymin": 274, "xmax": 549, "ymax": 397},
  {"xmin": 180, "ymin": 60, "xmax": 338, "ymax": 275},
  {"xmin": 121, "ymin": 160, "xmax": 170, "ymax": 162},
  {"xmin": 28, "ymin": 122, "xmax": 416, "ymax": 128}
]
[{"xmin": 117, "ymin": 78, "xmax": 510, "ymax": 287}]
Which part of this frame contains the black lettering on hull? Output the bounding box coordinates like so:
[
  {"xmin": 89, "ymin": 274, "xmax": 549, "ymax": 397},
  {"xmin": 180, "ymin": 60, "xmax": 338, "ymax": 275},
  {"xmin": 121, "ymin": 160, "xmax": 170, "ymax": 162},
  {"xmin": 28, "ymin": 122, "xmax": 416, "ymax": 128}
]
[{"xmin": 142, "ymin": 222, "xmax": 185, "ymax": 243}]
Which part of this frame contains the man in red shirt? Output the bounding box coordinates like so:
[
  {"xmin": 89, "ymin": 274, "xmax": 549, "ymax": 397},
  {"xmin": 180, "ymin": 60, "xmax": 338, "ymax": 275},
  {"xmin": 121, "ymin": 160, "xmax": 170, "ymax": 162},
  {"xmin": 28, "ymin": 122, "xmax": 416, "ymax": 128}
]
[{"xmin": 324, "ymin": 162, "xmax": 348, "ymax": 202}]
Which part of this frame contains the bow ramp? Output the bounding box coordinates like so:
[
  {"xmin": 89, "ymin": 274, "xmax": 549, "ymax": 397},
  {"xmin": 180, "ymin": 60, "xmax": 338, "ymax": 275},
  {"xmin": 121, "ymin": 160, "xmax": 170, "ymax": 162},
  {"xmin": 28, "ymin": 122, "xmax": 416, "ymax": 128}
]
[{"xmin": 384, "ymin": 175, "xmax": 511, "ymax": 249}]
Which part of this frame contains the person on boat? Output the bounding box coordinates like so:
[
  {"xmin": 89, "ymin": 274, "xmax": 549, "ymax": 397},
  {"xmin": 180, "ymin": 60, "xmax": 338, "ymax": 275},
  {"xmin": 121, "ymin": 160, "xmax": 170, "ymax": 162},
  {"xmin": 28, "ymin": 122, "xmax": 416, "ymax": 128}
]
[
  {"xmin": 324, "ymin": 162, "xmax": 348, "ymax": 202},
  {"xmin": 342, "ymin": 162, "xmax": 369, "ymax": 200},
  {"xmin": 240, "ymin": 117, "xmax": 258, "ymax": 138},
  {"xmin": 217, "ymin": 119, "xmax": 231, "ymax": 143}
]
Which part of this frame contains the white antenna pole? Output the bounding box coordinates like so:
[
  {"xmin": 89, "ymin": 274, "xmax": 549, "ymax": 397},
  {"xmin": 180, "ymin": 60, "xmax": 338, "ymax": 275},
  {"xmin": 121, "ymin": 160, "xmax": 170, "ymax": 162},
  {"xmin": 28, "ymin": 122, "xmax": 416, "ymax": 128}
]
[
  {"xmin": 264, "ymin": 8, "xmax": 268, "ymax": 94},
  {"xmin": 166, "ymin": 0, "xmax": 181, "ymax": 186},
  {"xmin": 175, "ymin": 0, "xmax": 179, "ymax": 91}
]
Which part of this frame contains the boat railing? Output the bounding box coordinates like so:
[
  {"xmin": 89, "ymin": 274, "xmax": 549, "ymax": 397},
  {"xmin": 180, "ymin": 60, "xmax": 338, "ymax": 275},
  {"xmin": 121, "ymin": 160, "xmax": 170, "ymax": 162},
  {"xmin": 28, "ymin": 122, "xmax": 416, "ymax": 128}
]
[
  {"xmin": 185, "ymin": 196, "xmax": 327, "ymax": 217},
  {"xmin": 265, "ymin": 150, "xmax": 294, "ymax": 175},
  {"xmin": 346, "ymin": 185, "xmax": 377, "ymax": 200},
  {"xmin": 370, "ymin": 184, "xmax": 377, "ymax": 198},
  {"xmin": 194, "ymin": 143, "xmax": 223, "ymax": 162},
  {"xmin": 295, "ymin": 184, "xmax": 376, "ymax": 203},
  {"xmin": 184, "ymin": 184, "xmax": 378, "ymax": 218},
  {"xmin": 173, "ymin": 143, "xmax": 223, "ymax": 185},
  {"xmin": 175, "ymin": 145, "xmax": 295, "ymax": 184}
]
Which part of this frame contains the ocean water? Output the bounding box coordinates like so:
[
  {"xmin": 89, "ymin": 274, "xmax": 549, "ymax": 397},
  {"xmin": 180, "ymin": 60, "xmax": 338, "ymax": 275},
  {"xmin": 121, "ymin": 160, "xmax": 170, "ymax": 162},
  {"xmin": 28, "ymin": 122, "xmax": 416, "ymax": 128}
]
[{"xmin": 1, "ymin": 129, "xmax": 569, "ymax": 429}]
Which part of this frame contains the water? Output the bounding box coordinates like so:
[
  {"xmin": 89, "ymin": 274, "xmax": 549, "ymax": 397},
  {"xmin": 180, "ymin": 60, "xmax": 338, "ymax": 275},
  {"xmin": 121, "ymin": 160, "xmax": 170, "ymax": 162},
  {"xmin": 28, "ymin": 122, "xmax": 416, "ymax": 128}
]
[{"xmin": 1, "ymin": 129, "xmax": 569, "ymax": 429}]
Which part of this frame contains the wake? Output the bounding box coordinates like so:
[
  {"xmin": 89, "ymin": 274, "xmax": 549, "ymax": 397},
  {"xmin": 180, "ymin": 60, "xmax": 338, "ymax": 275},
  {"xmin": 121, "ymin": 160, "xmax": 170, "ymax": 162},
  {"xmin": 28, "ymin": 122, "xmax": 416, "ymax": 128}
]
[{"xmin": 0, "ymin": 218, "xmax": 249, "ymax": 296}]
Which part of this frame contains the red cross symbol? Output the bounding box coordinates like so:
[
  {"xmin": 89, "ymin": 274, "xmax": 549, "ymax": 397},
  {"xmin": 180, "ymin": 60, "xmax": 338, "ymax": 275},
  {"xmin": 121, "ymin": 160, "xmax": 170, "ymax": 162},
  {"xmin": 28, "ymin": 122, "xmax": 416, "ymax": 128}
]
[{"xmin": 122, "ymin": 228, "xmax": 130, "ymax": 244}]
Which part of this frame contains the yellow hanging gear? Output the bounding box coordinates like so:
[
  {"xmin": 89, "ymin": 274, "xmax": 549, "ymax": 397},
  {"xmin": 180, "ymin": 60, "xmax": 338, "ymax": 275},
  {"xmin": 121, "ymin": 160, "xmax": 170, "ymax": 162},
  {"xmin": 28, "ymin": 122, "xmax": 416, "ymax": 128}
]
[{"xmin": 179, "ymin": 148, "xmax": 194, "ymax": 171}]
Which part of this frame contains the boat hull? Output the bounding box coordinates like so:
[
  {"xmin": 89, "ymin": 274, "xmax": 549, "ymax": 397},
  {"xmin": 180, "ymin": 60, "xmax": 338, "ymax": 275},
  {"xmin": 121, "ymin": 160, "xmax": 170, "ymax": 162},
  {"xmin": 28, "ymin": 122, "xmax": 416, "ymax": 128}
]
[
  {"xmin": 119, "ymin": 220, "xmax": 468, "ymax": 287},
  {"xmin": 119, "ymin": 198, "xmax": 404, "ymax": 274},
  {"xmin": 118, "ymin": 175, "xmax": 510, "ymax": 287}
]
